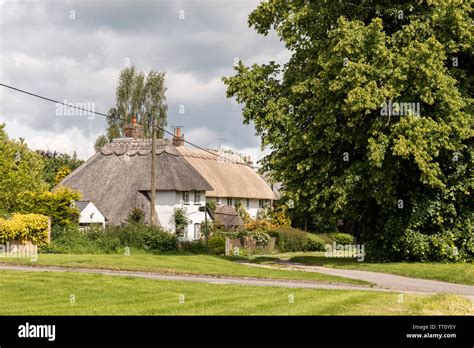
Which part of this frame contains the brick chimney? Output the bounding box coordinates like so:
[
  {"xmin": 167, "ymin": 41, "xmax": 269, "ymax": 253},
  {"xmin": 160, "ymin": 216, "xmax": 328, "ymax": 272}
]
[
  {"xmin": 124, "ymin": 116, "xmax": 144, "ymax": 139},
  {"xmin": 172, "ymin": 127, "xmax": 184, "ymax": 147}
]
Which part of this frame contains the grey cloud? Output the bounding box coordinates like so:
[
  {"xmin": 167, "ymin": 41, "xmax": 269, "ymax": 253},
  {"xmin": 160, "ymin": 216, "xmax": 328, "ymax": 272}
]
[{"xmin": 0, "ymin": 0, "xmax": 287, "ymax": 160}]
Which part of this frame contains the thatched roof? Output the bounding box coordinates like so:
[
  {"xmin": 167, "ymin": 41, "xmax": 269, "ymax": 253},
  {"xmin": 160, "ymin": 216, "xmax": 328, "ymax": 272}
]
[
  {"xmin": 177, "ymin": 147, "xmax": 277, "ymax": 200},
  {"xmin": 61, "ymin": 139, "xmax": 212, "ymax": 226},
  {"xmin": 213, "ymin": 205, "xmax": 244, "ymax": 227},
  {"xmin": 61, "ymin": 138, "xmax": 277, "ymax": 226},
  {"xmin": 74, "ymin": 200, "xmax": 90, "ymax": 212}
]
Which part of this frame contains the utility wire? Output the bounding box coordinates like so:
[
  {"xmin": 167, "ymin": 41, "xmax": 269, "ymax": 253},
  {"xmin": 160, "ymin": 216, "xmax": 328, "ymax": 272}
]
[{"xmin": 0, "ymin": 82, "xmax": 223, "ymax": 158}]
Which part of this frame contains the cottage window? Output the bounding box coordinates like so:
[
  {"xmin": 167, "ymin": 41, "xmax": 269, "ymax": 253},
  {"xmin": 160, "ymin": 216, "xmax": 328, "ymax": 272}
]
[
  {"xmin": 194, "ymin": 223, "xmax": 201, "ymax": 240},
  {"xmin": 194, "ymin": 191, "xmax": 201, "ymax": 204},
  {"xmin": 227, "ymin": 197, "xmax": 232, "ymax": 206},
  {"xmin": 246, "ymin": 198, "xmax": 250, "ymax": 208},
  {"xmin": 216, "ymin": 197, "xmax": 222, "ymax": 205},
  {"xmin": 182, "ymin": 191, "xmax": 190, "ymax": 204},
  {"xmin": 259, "ymin": 199, "xmax": 264, "ymax": 208}
]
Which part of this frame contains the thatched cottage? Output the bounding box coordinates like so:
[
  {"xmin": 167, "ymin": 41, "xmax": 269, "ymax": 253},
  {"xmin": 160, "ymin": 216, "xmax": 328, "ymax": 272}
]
[{"xmin": 61, "ymin": 124, "xmax": 277, "ymax": 240}]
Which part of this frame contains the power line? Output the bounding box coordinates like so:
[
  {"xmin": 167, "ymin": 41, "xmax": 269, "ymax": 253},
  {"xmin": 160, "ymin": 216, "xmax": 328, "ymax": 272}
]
[
  {"xmin": 0, "ymin": 83, "xmax": 110, "ymax": 117},
  {"xmin": 0, "ymin": 82, "xmax": 222, "ymax": 158}
]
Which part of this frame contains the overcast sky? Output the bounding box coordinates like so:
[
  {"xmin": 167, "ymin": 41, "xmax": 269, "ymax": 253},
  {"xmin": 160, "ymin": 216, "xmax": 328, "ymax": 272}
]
[{"xmin": 0, "ymin": 0, "xmax": 289, "ymax": 161}]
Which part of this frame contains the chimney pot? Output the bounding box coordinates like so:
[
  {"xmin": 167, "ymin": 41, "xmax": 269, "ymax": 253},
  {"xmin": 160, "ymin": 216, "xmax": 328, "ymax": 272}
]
[
  {"xmin": 172, "ymin": 127, "xmax": 184, "ymax": 147},
  {"xmin": 124, "ymin": 116, "xmax": 144, "ymax": 139}
]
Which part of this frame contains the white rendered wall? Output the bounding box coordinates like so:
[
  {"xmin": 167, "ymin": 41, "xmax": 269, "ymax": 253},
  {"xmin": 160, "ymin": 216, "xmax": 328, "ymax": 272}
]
[
  {"xmin": 246, "ymin": 198, "xmax": 261, "ymax": 219},
  {"xmin": 79, "ymin": 202, "xmax": 106, "ymax": 226},
  {"xmin": 154, "ymin": 190, "xmax": 207, "ymax": 241}
]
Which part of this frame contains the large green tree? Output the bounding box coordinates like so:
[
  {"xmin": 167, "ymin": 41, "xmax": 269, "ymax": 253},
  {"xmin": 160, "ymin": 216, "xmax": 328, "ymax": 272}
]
[
  {"xmin": 94, "ymin": 66, "xmax": 168, "ymax": 151},
  {"xmin": 36, "ymin": 150, "xmax": 84, "ymax": 188},
  {"xmin": 0, "ymin": 124, "xmax": 47, "ymax": 214},
  {"xmin": 223, "ymin": 1, "xmax": 473, "ymax": 261},
  {"xmin": 17, "ymin": 186, "xmax": 81, "ymax": 227}
]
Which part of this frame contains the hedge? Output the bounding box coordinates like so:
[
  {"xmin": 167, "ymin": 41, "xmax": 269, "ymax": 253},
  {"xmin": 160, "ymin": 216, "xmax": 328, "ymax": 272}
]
[
  {"xmin": 328, "ymin": 232, "xmax": 354, "ymax": 245},
  {"xmin": 0, "ymin": 213, "xmax": 49, "ymax": 246},
  {"xmin": 306, "ymin": 234, "xmax": 326, "ymax": 251},
  {"xmin": 46, "ymin": 224, "xmax": 178, "ymax": 254},
  {"xmin": 269, "ymin": 227, "xmax": 326, "ymax": 252},
  {"xmin": 208, "ymin": 235, "xmax": 225, "ymax": 255}
]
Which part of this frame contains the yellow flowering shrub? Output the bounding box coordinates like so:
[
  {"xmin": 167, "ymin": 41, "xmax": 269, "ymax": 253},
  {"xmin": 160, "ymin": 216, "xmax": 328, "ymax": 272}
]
[{"xmin": 0, "ymin": 213, "xmax": 49, "ymax": 245}]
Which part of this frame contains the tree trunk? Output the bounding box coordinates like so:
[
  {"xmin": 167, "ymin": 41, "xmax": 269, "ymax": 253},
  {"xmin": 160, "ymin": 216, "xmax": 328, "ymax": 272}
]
[{"xmin": 150, "ymin": 118, "xmax": 157, "ymax": 225}]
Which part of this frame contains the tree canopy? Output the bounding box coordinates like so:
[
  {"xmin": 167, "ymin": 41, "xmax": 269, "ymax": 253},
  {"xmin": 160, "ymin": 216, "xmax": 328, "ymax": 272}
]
[
  {"xmin": 223, "ymin": 0, "xmax": 473, "ymax": 261},
  {"xmin": 0, "ymin": 123, "xmax": 47, "ymax": 214},
  {"xmin": 36, "ymin": 149, "xmax": 83, "ymax": 188},
  {"xmin": 95, "ymin": 66, "xmax": 168, "ymax": 151},
  {"xmin": 0, "ymin": 125, "xmax": 81, "ymax": 224},
  {"xmin": 17, "ymin": 186, "xmax": 81, "ymax": 227}
]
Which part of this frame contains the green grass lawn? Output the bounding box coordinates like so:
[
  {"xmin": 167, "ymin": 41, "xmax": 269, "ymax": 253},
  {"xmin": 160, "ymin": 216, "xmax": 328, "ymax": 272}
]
[
  {"xmin": 0, "ymin": 253, "xmax": 369, "ymax": 285},
  {"xmin": 0, "ymin": 270, "xmax": 471, "ymax": 315},
  {"xmin": 248, "ymin": 252, "xmax": 474, "ymax": 285}
]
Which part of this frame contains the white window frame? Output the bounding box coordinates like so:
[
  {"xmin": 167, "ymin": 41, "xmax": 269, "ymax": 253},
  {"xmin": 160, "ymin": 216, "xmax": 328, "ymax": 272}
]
[
  {"xmin": 246, "ymin": 198, "xmax": 250, "ymax": 208},
  {"xmin": 227, "ymin": 197, "xmax": 232, "ymax": 206},
  {"xmin": 259, "ymin": 199, "xmax": 264, "ymax": 208},
  {"xmin": 194, "ymin": 191, "xmax": 201, "ymax": 204},
  {"xmin": 182, "ymin": 191, "xmax": 190, "ymax": 204},
  {"xmin": 216, "ymin": 197, "xmax": 222, "ymax": 205}
]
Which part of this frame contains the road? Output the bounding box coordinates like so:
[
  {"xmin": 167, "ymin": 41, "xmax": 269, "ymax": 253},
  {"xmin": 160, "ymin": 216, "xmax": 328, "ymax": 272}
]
[{"xmin": 240, "ymin": 261, "xmax": 474, "ymax": 300}]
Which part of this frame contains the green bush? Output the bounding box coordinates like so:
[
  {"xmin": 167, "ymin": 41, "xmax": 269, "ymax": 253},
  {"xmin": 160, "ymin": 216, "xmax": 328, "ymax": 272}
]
[
  {"xmin": 314, "ymin": 233, "xmax": 337, "ymax": 244},
  {"xmin": 180, "ymin": 240, "xmax": 207, "ymax": 254},
  {"xmin": 47, "ymin": 223, "xmax": 177, "ymax": 254},
  {"xmin": 142, "ymin": 228, "xmax": 177, "ymax": 252},
  {"xmin": 428, "ymin": 232, "xmax": 459, "ymax": 262},
  {"xmin": 17, "ymin": 186, "xmax": 81, "ymax": 226},
  {"xmin": 208, "ymin": 235, "xmax": 225, "ymax": 255},
  {"xmin": 269, "ymin": 227, "xmax": 309, "ymax": 252},
  {"xmin": 0, "ymin": 213, "xmax": 49, "ymax": 246},
  {"xmin": 400, "ymin": 230, "xmax": 430, "ymax": 262},
  {"xmin": 126, "ymin": 208, "xmax": 146, "ymax": 224},
  {"xmin": 105, "ymin": 224, "xmax": 147, "ymax": 249},
  {"xmin": 49, "ymin": 225, "xmax": 105, "ymax": 254},
  {"xmin": 0, "ymin": 210, "xmax": 10, "ymax": 219},
  {"xmin": 306, "ymin": 234, "xmax": 326, "ymax": 251},
  {"xmin": 236, "ymin": 229, "xmax": 248, "ymax": 244},
  {"xmin": 173, "ymin": 207, "xmax": 190, "ymax": 237},
  {"xmin": 328, "ymin": 232, "xmax": 353, "ymax": 245},
  {"xmin": 365, "ymin": 217, "xmax": 474, "ymax": 262}
]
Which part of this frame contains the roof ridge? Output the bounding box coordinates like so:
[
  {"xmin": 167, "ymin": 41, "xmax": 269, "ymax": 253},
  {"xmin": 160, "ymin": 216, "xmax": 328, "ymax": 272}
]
[{"xmin": 177, "ymin": 147, "xmax": 248, "ymax": 165}]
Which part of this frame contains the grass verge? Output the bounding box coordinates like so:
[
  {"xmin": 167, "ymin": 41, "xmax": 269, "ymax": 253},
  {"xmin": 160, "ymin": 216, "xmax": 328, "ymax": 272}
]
[
  {"xmin": 0, "ymin": 270, "xmax": 471, "ymax": 315},
  {"xmin": 0, "ymin": 253, "xmax": 369, "ymax": 285}
]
